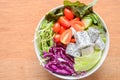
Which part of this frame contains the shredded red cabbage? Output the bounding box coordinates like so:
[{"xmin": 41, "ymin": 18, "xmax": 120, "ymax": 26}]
[{"xmin": 43, "ymin": 43, "xmax": 75, "ymax": 75}]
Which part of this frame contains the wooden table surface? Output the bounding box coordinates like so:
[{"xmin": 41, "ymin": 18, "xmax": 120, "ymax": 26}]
[{"xmin": 0, "ymin": 0, "xmax": 120, "ymax": 80}]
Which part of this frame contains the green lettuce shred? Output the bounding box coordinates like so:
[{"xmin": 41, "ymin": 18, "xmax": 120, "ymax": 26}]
[
  {"xmin": 36, "ymin": 20, "xmax": 54, "ymax": 56},
  {"xmin": 64, "ymin": 0, "xmax": 93, "ymax": 18}
]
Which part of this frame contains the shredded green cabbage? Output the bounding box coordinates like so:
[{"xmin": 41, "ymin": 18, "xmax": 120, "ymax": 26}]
[{"xmin": 36, "ymin": 20, "xmax": 54, "ymax": 56}]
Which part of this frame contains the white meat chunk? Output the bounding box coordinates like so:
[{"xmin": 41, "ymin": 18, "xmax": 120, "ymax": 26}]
[
  {"xmin": 66, "ymin": 43, "xmax": 81, "ymax": 57},
  {"xmin": 81, "ymin": 46, "xmax": 94, "ymax": 56},
  {"xmin": 74, "ymin": 31, "xmax": 93, "ymax": 49},
  {"xmin": 88, "ymin": 27, "xmax": 100, "ymax": 43},
  {"xmin": 95, "ymin": 37, "xmax": 105, "ymax": 50}
]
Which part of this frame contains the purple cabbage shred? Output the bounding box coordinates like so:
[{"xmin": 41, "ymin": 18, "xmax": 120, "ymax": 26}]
[{"xmin": 43, "ymin": 43, "xmax": 75, "ymax": 75}]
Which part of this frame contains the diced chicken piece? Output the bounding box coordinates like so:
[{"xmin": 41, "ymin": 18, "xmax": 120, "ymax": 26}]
[
  {"xmin": 95, "ymin": 37, "xmax": 105, "ymax": 50},
  {"xmin": 88, "ymin": 27, "xmax": 100, "ymax": 43},
  {"xmin": 66, "ymin": 43, "xmax": 81, "ymax": 57},
  {"xmin": 81, "ymin": 46, "xmax": 94, "ymax": 56},
  {"xmin": 74, "ymin": 31, "xmax": 93, "ymax": 49}
]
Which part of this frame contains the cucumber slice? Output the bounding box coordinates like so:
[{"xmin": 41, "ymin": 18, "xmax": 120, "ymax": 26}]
[
  {"xmin": 74, "ymin": 50, "xmax": 102, "ymax": 72},
  {"xmin": 82, "ymin": 17, "xmax": 92, "ymax": 28}
]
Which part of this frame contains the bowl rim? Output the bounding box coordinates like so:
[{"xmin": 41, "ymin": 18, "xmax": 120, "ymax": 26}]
[{"xmin": 34, "ymin": 5, "xmax": 110, "ymax": 80}]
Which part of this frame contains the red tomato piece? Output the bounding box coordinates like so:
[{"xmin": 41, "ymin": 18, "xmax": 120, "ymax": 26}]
[
  {"xmin": 70, "ymin": 20, "xmax": 84, "ymax": 27},
  {"xmin": 53, "ymin": 22, "xmax": 61, "ymax": 33},
  {"xmin": 60, "ymin": 29, "xmax": 72, "ymax": 44},
  {"xmin": 64, "ymin": 8, "xmax": 74, "ymax": 20},
  {"xmin": 58, "ymin": 16, "xmax": 70, "ymax": 28},
  {"xmin": 59, "ymin": 26, "xmax": 66, "ymax": 34},
  {"xmin": 73, "ymin": 23, "xmax": 84, "ymax": 32},
  {"xmin": 54, "ymin": 34, "xmax": 61, "ymax": 42},
  {"xmin": 73, "ymin": 17, "xmax": 80, "ymax": 21},
  {"xmin": 70, "ymin": 20, "xmax": 84, "ymax": 31}
]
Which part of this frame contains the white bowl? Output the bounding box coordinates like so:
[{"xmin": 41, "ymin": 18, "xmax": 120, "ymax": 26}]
[{"xmin": 34, "ymin": 5, "xmax": 110, "ymax": 80}]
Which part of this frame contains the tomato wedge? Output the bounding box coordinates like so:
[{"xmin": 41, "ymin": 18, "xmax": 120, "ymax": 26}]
[
  {"xmin": 53, "ymin": 22, "xmax": 61, "ymax": 33},
  {"xmin": 60, "ymin": 29, "xmax": 72, "ymax": 44},
  {"xmin": 64, "ymin": 8, "xmax": 74, "ymax": 20},
  {"xmin": 73, "ymin": 17, "xmax": 80, "ymax": 21},
  {"xmin": 59, "ymin": 26, "xmax": 66, "ymax": 34},
  {"xmin": 70, "ymin": 20, "xmax": 84, "ymax": 32},
  {"xmin": 73, "ymin": 23, "xmax": 84, "ymax": 32},
  {"xmin": 54, "ymin": 34, "xmax": 61, "ymax": 42},
  {"xmin": 70, "ymin": 18, "xmax": 81, "ymax": 27},
  {"xmin": 58, "ymin": 16, "xmax": 70, "ymax": 28},
  {"xmin": 70, "ymin": 20, "xmax": 84, "ymax": 26}
]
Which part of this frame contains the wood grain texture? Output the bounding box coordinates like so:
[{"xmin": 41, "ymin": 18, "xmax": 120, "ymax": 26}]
[{"xmin": 0, "ymin": 0, "xmax": 120, "ymax": 80}]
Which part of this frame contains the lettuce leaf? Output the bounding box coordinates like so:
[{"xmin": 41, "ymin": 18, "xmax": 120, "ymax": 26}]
[
  {"xmin": 64, "ymin": 0, "xmax": 93, "ymax": 18},
  {"xmin": 74, "ymin": 50, "xmax": 102, "ymax": 72},
  {"xmin": 45, "ymin": 8, "xmax": 63, "ymax": 22}
]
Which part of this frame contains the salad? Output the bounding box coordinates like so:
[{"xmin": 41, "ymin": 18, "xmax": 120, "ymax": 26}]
[{"xmin": 36, "ymin": 0, "xmax": 106, "ymax": 76}]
